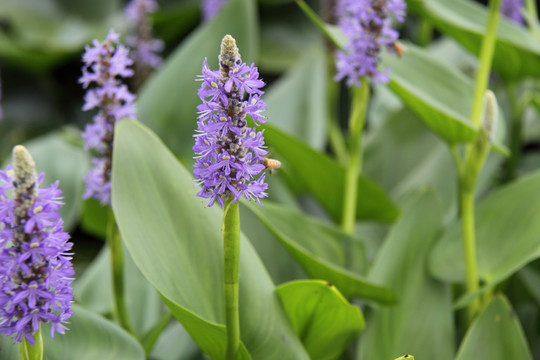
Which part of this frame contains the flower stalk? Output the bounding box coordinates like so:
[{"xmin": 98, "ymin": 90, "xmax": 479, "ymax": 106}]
[
  {"xmin": 107, "ymin": 209, "xmax": 135, "ymax": 335},
  {"xmin": 222, "ymin": 199, "xmax": 241, "ymax": 359},
  {"xmin": 459, "ymin": 91, "xmax": 498, "ymax": 321},
  {"xmin": 20, "ymin": 328, "xmax": 43, "ymax": 360},
  {"xmin": 341, "ymin": 79, "xmax": 369, "ymax": 234}
]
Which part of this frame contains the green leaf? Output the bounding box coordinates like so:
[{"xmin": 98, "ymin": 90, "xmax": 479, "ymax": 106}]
[
  {"xmin": 357, "ymin": 190, "xmax": 454, "ymax": 360},
  {"xmin": 246, "ymin": 201, "xmax": 396, "ymax": 304},
  {"xmin": 111, "ymin": 120, "xmax": 309, "ymax": 359},
  {"xmin": 276, "ymin": 280, "xmax": 365, "ymax": 360},
  {"xmin": 382, "ymin": 43, "xmax": 507, "ymax": 154},
  {"xmin": 138, "ymin": 0, "xmax": 258, "ymax": 157},
  {"xmin": 0, "ymin": 305, "xmax": 145, "ymax": 360},
  {"xmin": 410, "ymin": 0, "xmax": 540, "ymax": 80},
  {"xmin": 429, "ymin": 169, "xmax": 540, "ymax": 284},
  {"xmin": 149, "ymin": 322, "xmax": 200, "ymax": 360},
  {"xmin": 265, "ymin": 43, "xmax": 328, "ymax": 150},
  {"xmin": 73, "ymin": 245, "xmax": 165, "ymax": 338},
  {"xmin": 2, "ymin": 131, "xmax": 89, "ymax": 231},
  {"xmin": 263, "ymin": 124, "xmax": 399, "ymax": 223},
  {"xmin": 456, "ymin": 295, "xmax": 532, "ymax": 360}
]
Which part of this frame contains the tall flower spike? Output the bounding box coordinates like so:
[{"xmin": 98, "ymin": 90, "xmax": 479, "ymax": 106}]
[
  {"xmin": 501, "ymin": 0, "xmax": 524, "ymax": 24},
  {"xmin": 335, "ymin": 0, "xmax": 406, "ymax": 86},
  {"xmin": 0, "ymin": 145, "xmax": 74, "ymax": 345},
  {"xmin": 193, "ymin": 34, "xmax": 269, "ymax": 208},
  {"xmin": 125, "ymin": 0, "xmax": 164, "ymax": 87},
  {"xmin": 201, "ymin": 0, "xmax": 229, "ymax": 21},
  {"xmin": 80, "ymin": 30, "xmax": 136, "ymax": 206}
]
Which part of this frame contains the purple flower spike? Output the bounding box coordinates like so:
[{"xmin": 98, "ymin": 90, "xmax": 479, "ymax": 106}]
[
  {"xmin": 125, "ymin": 0, "xmax": 164, "ymax": 84},
  {"xmin": 193, "ymin": 35, "xmax": 272, "ymax": 208},
  {"xmin": 0, "ymin": 146, "xmax": 74, "ymax": 344},
  {"xmin": 202, "ymin": 0, "xmax": 229, "ymax": 21},
  {"xmin": 80, "ymin": 30, "xmax": 136, "ymax": 206},
  {"xmin": 335, "ymin": 0, "xmax": 406, "ymax": 86},
  {"xmin": 501, "ymin": 0, "xmax": 524, "ymax": 24}
]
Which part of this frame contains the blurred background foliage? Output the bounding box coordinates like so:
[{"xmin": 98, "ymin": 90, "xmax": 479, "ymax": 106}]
[{"xmin": 1, "ymin": 0, "xmax": 540, "ymax": 359}]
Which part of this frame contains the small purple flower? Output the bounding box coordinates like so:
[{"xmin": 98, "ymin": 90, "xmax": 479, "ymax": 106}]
[
  {"xmin": 501, "ymin": 0, "xmax": 523, "ymax": 24},
  {"xmin": 80, "ymin": 30, "xmax": 136, "ymax": 206},
  {"xmin": 125, "ymin": 0, "xmax": 164, "ymax": 83},
  {"xmin": 193, "ymin": 35, "xmax": 271, "ymax": 208},
  {"xmin": 201, "ymin": 0, "xmax": 229, "ymax": 21},
  {"xmin": 335, "ymin": 0, "xmax": 406, "ymax": 86},
  {"xmin": 0, "ymin": 146, "xmax": 74, "ymax": 345}
]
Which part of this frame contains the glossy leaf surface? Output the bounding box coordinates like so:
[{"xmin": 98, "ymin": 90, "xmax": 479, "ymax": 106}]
[{"xmin": 277, "ymin": 280, "xmax": 365, "ymax": 360}]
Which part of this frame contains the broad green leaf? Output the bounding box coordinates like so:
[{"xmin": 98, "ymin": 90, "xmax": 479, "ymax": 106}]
[
  {"xmin": 239, "ymin": 203, "xmax": 306, "ymax": 285},
  {"xmin": 276, "ymin": 280, "xmax": 365, "ymax": 360},
  {"xmin": 382, "ymin": 43, "xmax": 507, "ymax": 153},
  {"xmin": 2, "ymin": 131, "xmax": 89, "ymax": 231},
  {"xmin": 138, "ymin": 0, "xmax": 258, "ymax": 157},
  {"xmin": 73, "ymin": 245, "xmax": 165, "ymax": 338},
  {"xmin": 358, "ymin": 190, "xmax": 454, "ymax": 360},
  {"xmin": 456, "ymin": 295, "xmax": 532, "ymax": 360},
  {"xmin": 265, "ymin": 43, "xmax": 328, "ymax": 150},
  {"xmin": 112, "ymin": 120, "xmax": 309, "ymax": 359},
  {"xmin": 246, "ymin": 201, "xmax": 396, "ymax": 304},
  {"xmin": 409, "ymin": 0, "xmax": 540, "ymax": 80},
  {"xmin": 0, "ymin": 305, "xmax": 145, "ymax": 360},
  {"xmin": 263, "ymin": 124, "xmax": 399, "ymax": 223},
  {"xmin": 429, "ymin": 169, "xmax": 540, "ymax": 284}
]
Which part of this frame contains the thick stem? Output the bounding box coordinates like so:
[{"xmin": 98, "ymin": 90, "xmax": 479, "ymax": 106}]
[
  {"xmin": 223, "ymin": 199, "xmax": 241, "ymax": 360},
  {"xmin": 341, "ymin": 78, "xmax": 370, "ymax": 234},
  {"xmin": 19, "ymin": 328, "xmax": 43, "ymax": 360},
  {"xmin": 107, "ymin": 209, "xmax": 135, "ymax": 336},
  {"xmin": 418, "ymin": 19, "xmax": 433, "ymax": 47},
  {"xmin": 460, "ymin": 189, "xmax": 481, "ymax": 321},
  {"xmin": 470, "ymin": 0, "xmax": 502, "ymax": 127}
]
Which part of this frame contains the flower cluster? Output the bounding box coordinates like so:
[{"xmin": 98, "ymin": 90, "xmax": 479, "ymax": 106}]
[
  {"xmin": 80, "ymin": 30, "xmax": 136, "ymax": 205},
  {"xmin": 501, "ymin": 0, "xmax": 523, "ymax": 24},
  {"xmin": 0, "ymin": 146, "xmax": 74, "ymax": 344},
  {"xmin": 202, "ymin": 0, "xmax": 229, "ymax": 21},
  {"xmin": 125, "ymin": 0, "xmax": 164, "ymax": 73},
  {"xmin": 335, "ymin": 0, "xmax": 406, "ymax": 85},
  {"xmin": 193, "ymin": 35, "xmax": 268, "ymax": 207}
]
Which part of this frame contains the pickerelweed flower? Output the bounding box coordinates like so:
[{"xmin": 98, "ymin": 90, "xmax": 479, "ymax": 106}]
[
  {"xmin": 193, "ymin": 34, "xmax": 271, "ymax": 208},
  {"xmin": 201, "ymin": 0, "xmax": 228, "ymax": 21},
  {"xmin": 80, "ymin": 30, "xmax": 136, "ymax": 205},
  {"xmin": 335, "ymin": 0, "xmax": 406, "ymax": 85},
  {"xmin": 0, "ymin": 146, "xmax": 74, "ymax": 345},
  {"xmin": 501, "ymin": 0, "xmax": 523, "ymax": 24},
  {"xmin": 125, "ymin": 0, "xmax": 164, "ymax": 72}
]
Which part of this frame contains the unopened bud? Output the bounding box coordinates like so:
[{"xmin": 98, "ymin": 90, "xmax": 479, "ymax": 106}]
[{"xmin": 482, "ymin": 90, "xmax": 498, "ymax": 143}]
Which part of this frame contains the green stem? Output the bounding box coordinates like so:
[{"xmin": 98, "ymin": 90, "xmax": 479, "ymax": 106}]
[
  {"xmin": 19, "ymin": 328, "xmax": 43, "ymax": 360},
  {"xmin": 470, "ymin": 0, "xmax": 502, "ymax": 126},
  {"xmin": 223, "ymin": 199, "xmax": 241, "ymax": 360},
  {"xmin": 460, "ymin": 189, "xmax": 481, "ymax": 321},
  {"xmin": 142, "ymin": 312, "xmax": 173, "ymax": 356},
  {"xmin": 107, "ymin": 209, "xmax": 135, "ymax": 336},
  {"xmin": 525, "ymin": 0, "xmax": 538, "ymax": 21},
  {"xmin": 341, "ymin": 78, "xmax": 370, "ymax": 234},
  {"xmin": 294, "ymin": 0, "xmax": 342, "ymax": 49}
]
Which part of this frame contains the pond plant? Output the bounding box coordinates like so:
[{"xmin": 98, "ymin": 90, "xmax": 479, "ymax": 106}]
[{"xmin": 0, "ymin": 0, "xmax": 540, "ymax": 359}]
